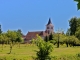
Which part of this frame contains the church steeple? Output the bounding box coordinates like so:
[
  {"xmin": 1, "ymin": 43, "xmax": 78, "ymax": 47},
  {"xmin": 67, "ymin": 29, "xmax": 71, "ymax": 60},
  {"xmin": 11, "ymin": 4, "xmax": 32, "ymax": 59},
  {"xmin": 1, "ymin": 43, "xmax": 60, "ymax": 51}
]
[
  {"xmin": 47, "ymin": 18, "xmax": 52, "ymax": 25},
  {"xmin": 45, "ymin": 18, "xmax": 54, "ymax": 34}
]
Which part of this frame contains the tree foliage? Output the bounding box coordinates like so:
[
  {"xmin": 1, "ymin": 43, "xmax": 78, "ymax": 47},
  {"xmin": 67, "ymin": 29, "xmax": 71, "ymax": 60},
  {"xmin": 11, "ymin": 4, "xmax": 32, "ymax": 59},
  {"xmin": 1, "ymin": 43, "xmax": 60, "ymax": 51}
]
[
  {"xmin": 44, "ymin": 33, "xmax": 53, "ymax": 42},
  {"xmin": 75, "ymin": 27, "xmax": 80, "ymax": 40},
  {"xmin": 74, "ymin": 0, "xmax": 80, "ymax": 10},
  {"xmin": 0, "ymin": 25, "xmax": 2, "ymax": 34},
  {"xmin": 0, "ymin": 33, "xmax": 9, "ymax": 50},
  {"xmin": 35, "ymin": 35, "xmax": 53, "ymax": 60},
  {"xmin": 44, "ymin": 35, "xmax": 49, "ymax": 42},
  {"xmin": 6, "ymin": 30, "xmax": 18, "ymax": 43},
  {"xmin": 69, "ymin": 17, "xmax": 78, "ymax": 35},
  {"xmin": 17, "ymin": 29, "xmax": 23, "ymax": 36},
  {"xmin": 68, "ymin": 17, "xmax": 80, "ymax": 40},
  {"xmin": 49, "ymin": 33, "xmax": 53, "ymax": 41}
]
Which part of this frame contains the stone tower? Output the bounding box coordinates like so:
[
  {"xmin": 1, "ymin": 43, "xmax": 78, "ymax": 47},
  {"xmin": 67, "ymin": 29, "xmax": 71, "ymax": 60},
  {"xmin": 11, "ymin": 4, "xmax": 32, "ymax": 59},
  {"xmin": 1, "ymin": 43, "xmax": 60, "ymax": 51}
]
[{"xmin": 46, "ymin": 18, "xmax": 54, "ymax": 34}]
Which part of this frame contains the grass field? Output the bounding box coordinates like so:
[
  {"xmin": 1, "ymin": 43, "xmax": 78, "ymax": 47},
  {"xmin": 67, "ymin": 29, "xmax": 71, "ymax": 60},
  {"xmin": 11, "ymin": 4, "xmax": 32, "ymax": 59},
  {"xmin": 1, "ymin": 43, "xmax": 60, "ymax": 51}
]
[{"xmin": 0, "ymin": 44, "xmax": 80, "ymax": 60}]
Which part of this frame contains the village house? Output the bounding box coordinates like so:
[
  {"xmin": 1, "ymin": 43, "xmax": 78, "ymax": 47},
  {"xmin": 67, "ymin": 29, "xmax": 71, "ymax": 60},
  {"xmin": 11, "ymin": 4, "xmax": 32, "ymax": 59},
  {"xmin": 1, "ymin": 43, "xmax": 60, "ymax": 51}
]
[{"xmin": 24, "ymin": 18, "xmax": 54, "ymax": 43}]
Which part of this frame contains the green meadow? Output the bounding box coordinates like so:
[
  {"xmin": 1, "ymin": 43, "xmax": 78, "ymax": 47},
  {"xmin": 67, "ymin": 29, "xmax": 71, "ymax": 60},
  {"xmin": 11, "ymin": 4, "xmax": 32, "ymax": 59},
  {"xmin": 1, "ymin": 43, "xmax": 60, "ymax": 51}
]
[{"xmin": 0, "ymin": 44, "xmax": 80, "ymax": 60}]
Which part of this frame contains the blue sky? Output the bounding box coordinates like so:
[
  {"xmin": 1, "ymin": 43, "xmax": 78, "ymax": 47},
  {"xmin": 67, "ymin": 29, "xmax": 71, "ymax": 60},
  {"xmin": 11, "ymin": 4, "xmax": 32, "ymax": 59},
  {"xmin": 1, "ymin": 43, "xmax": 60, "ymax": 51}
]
[{"xmin": 0, "ymin": 0, "xmax": 80, "ymax": 35}]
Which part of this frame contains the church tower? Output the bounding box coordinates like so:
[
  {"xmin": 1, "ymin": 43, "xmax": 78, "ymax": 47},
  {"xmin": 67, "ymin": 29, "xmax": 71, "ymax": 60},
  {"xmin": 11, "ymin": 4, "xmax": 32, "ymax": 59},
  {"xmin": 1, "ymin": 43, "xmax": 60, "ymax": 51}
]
[{"xmin": 45, "ymin": 18, "xmax": 54, "ymax": 34}]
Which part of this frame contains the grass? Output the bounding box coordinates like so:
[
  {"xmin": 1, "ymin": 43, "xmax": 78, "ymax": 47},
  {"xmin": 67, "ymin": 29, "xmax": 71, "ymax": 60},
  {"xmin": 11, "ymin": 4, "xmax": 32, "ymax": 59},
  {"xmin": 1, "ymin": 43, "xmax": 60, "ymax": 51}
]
[{"xmin": 0, "ymin": 44, "xmax": 80, "ymax": 60}]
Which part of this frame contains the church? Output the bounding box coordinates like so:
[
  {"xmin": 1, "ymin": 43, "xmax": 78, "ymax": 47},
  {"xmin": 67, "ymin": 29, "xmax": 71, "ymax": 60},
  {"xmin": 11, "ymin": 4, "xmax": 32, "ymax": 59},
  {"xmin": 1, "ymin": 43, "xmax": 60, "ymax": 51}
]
[{"xmin": 24, "ymin": 18, "xmax": 54, "ymax": 43}]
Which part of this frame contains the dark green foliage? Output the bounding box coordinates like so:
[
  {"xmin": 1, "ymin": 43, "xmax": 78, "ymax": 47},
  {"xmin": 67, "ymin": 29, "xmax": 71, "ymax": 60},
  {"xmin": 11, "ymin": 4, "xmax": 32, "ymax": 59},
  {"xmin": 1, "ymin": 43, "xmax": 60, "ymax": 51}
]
[
  {"xmin": 69, "ymin": 17, "xmax": 78, "ymax": 35},
  {"xmin": 17, "ymin": 29, "xmax": 23, "ymax": 36},
  {"xmin": 77, "ymin": 53, "xmax": 80, "ymax": 57},
  {"xmin": 75, "ymin": 18, "xmax": 80, "ymax": 40},
  {"xmin": 74, "ymin": 0, "xmax": 80, "ymax": 10},
  {"xmin": 44, "ymin": 35, "xmax": 49, "ymax": 42},
  {"xmin": 35, "ymin": 35, "xmax": 53, "ymax": 60},
  {"xmin": 0, "ymin": 29, "xmax": 2, "ymax": 34},
  {"xmin": 57, "ymin": 33, "xmax": 59, "ymax": 48},
  {"xmin": 66, "ymin": 29, "xmax": 71, "ymax": 36},
  {"xmin": 69, "ymin": 17, "xmax": 80, "ymax": 40},
  {"xmin": 44, "ymin": 33, "xmax": 53, "ymax": 42},
  {"xmin": 75, "ymin": 27, "xmax": 80, "ymax": 40},
  {"xmin": 0, "ymin": 25, "xmax": 2, "ymax": 34},
  {"xmin": 16, "ymin": 37, "xmax": 22, "ymax": 42},
  {"xmin": 49, "ymin": 33, "xmax": 53, "ymax": 41}
]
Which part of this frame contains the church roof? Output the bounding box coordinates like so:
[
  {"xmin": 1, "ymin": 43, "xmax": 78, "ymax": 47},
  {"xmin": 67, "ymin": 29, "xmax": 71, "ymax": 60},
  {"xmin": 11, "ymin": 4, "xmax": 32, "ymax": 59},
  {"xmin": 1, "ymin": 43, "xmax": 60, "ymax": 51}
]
[
  {"xmin": 47, "ymin": 18, "xmax": 52, "ymax": 25},
  {"xmin": 25, "ymin": 31, "xmax": 48, "ymax": 41}
]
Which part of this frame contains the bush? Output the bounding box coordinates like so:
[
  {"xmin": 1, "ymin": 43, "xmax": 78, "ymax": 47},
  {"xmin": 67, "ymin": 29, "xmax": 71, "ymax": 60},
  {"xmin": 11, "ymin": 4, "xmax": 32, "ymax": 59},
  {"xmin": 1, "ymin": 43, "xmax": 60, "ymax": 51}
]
[{"xmin": 35, "ymin": 35, "xmax": 53, "ymax": 60}]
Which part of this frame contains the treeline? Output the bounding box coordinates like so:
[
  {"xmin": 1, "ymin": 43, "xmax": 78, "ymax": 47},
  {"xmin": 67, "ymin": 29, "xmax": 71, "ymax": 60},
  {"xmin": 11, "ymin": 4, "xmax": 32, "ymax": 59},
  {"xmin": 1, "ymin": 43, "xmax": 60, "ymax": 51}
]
[
  {"xmin": 0, "ymin": 29, "xmax": 23, "ymax": 53},
  {"xmin": 43, "ymin": 17, "xmax": 80, "ymax": 47}
]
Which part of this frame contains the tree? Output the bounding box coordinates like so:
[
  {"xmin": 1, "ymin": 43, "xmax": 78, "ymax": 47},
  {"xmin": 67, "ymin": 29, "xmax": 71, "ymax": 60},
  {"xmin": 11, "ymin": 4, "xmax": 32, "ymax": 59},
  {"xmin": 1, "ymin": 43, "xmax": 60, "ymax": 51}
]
[
  {"xmin": 6, "ymin": 30, "xmax": 18, "ymax": 53},
  {"xmin": 75, "ymin": 18, "xmax": 80, "ymax": 40},
  {"xmin": 68, "ymin": 36, "xmax": 79, "ymax": 47},
  {"xmin": 0, "ymin": 25, "xmax": 2, "ymax": 34},
  {"xmin": 44, "ymin": 35, "xmax": 49, "ymax": 42},
  {"xmin": 16, "ymin": 30, "xmax": 23, "ymax": 48},
  {"xmin": 68, "ymin": 17, "xmax": 80, "ymax": 40},
  {"xmin": 49, "ymin": 33, "xmax": 53, "ymax": 41},
  {"xmin": 0, "ymin": 33, "xmax": 9, "ymax": 50},
  {"xmin": 75, "ymin": 27, "xmax": 80, "ymax": 40},
  {"xmin": 35, "ymin": 35, "xmax": 53, "ymax": 60},
  {"xmin": 16, "ymin": 37, "xmax": 23, "ymax": 48},
  {"xmin": 74, "ymin": 0, "xmax": 80, "ymax": 10},
  {"xmin": 17, "ymin": 29, "xmax": 23, "ymax": 36},
  {"xmin": 66, "ymin": 29, "xmax": 71, "ymax": 36},
  {"xmin": 69, "ymin": 17, "xmax": 78, "ymax": 35}
]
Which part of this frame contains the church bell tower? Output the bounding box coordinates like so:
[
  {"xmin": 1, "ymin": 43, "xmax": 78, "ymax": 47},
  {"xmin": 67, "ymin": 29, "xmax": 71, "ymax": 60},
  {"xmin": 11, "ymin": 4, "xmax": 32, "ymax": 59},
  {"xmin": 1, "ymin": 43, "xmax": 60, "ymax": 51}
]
[{"xmin": 46, "ymin": 18, "xmax": 54, "ymax": 34}]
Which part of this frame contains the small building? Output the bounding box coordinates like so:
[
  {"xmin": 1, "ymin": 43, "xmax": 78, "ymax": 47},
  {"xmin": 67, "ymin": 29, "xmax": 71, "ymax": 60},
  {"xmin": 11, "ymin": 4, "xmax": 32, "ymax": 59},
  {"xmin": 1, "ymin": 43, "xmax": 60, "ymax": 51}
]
[{"xmin": 24, "ymin": 18, "xmax": 54, "ymax": 43}]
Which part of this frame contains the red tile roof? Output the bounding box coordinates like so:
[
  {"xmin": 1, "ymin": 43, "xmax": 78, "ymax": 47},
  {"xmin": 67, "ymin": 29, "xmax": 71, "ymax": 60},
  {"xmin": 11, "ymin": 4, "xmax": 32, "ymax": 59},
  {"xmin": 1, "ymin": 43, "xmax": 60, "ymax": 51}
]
[{"xmin": 25, "ymin": 31, "xmax": 48, "ymax": 41}]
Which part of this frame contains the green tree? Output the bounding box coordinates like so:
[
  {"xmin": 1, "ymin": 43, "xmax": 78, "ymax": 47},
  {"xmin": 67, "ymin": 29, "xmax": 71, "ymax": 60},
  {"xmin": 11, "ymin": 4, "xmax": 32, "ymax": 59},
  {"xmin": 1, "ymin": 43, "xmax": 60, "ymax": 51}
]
[
  {"xmin": 6, "ymin": 30, "xmax": 18, "ymax": 53},
  {"xmin": 69, "ymin": 17, "xmax": 78, "ymax": 35},
  {"xmin": 49, "ymin": 33, "xmax": 59, "ymax": 46},
  {"xmin": 74, "ymin": 0, "xmax": 80, "ymax": 10},
  {"xmin": 64, "ymin": 36, "xmax": 71, "ymax": 47},
  {"xmin": 66, "ymin": 29, "xmax": 71, "ymax": 36},
  {"xmin": 16, "ymin": 37, "xmax": 23, "ymax": 48},
  {"xmin": 75, "ymin": 18, "xmax": 80, "ymax": 40},
  {"xmin": 35, "ymin": 35, "xmax": 53, "ymax": 60},
  {"xmin": 0, "ymin": 25, "xmax": 2, "ymax": 34},
  {"xmin": 49, "ymin": 33, "xmax": 53, "ymax": 41},
  {"xmin": 44, "ymin": 35, "xmax": 49, "ymax": 42},
  {"xmin": 0, "ymin": 33, "xmax": 9, "ymax": 50},
  {"xmin": 75, "ymin": 27, "xmax": 80, "ymax": 40},
  {"xmin": 68, "ymin": 36, "xmax": 79, "ymax": 47},
  {"xmin": 68, "ymin": 17, "xmax": 80, "ymax": 40},
  {"xmin": 16, "ymin": 30, "xmax": 23, "ymax": 48},
  {"xmin": 17, "ymin": 29, "xmax": 23, "ymax": 36}
]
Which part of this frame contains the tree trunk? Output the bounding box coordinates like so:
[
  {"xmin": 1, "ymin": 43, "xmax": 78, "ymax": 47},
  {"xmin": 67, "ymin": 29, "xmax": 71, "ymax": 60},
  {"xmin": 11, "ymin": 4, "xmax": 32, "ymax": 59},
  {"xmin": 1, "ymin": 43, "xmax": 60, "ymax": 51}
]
[
  {"xmin": 19, "ymin": 42, "xmax": 20, "ymax": 48},
  {"xmin": 2, "ymin": 44, "xmax": 3, "ymax": 50},
  {"xmin": 66, "ymin": 42, "xmax": 68, "ymax": 47},
  {"xmin": 9, "ymin": 43, "xmax": 12, "ymax": 54}
]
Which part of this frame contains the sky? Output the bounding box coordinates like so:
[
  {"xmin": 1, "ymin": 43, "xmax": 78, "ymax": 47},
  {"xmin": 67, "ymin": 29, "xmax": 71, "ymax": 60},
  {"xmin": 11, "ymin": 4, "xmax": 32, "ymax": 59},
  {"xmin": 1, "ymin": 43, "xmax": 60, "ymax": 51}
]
[{"xmin": 0, "ymin": 0, "xmax": 80, "ymax": 35}]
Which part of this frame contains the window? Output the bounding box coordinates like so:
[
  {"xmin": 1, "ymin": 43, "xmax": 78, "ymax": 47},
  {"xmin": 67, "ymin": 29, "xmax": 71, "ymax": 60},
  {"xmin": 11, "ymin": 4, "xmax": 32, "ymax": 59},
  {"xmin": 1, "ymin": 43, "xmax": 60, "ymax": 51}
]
[
  {"xmin": 51, "ymin": 27, "xmax": 53, "ymax": 29},
  {"xmin": 47, "ymin": 27, "xmax": 49, "ymax": 29}
]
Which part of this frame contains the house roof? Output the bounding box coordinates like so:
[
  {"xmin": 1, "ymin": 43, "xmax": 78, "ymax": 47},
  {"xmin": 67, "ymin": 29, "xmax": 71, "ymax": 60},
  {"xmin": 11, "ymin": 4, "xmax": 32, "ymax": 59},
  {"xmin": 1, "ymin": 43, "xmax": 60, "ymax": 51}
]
[{"xmin": 25, "ymin": 31, "xmax": 48, "ymax": 40}]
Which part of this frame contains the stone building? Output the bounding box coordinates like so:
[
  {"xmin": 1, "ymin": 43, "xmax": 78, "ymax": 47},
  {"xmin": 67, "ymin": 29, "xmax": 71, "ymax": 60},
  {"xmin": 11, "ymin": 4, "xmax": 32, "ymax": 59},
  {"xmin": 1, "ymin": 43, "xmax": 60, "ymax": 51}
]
[{"xmin": 24, "ymin": 18, "xmax": 54, "ymax": 43}]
